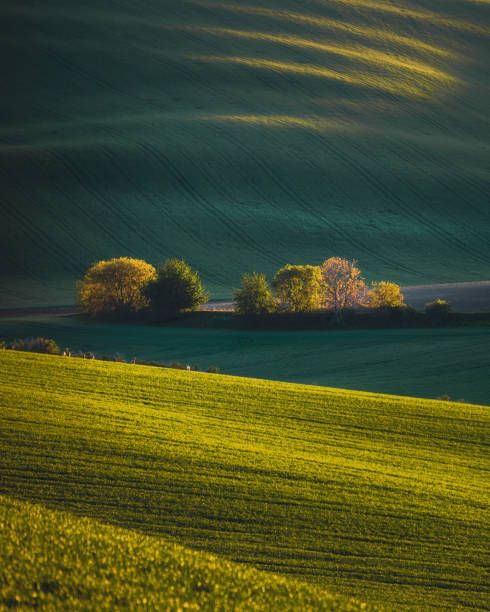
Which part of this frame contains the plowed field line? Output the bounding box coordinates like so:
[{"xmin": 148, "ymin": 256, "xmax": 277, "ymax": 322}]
[
  {"xmin": 45, "ymin": 148, "xmax": 140, "ymax": 256},
  {"xmin": 311, "ymin": 130, "xmax": 490, "ymax": 267},
  {"xmin": 139, "ymin": 141, "xmax": 283, "ymax": 267},
  {"xmin": 164, "ymin": 125, "xmax": 285, "ymax": 266},
  {"xmin": 213, "ymin": 122, "xmax": 422, "ymax": 275},
  {"xmin": 0, "ymin": 197, "xmax": 80, "ymax": 277}
]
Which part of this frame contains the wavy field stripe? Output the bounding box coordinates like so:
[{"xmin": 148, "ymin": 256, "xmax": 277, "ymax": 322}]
[
  {"xmin": 192, "ymin": 55, "xmax": 444, "ymax": 98},
  {"xmin": 312, "ymin": 0, "xmax": 490, "ymax": 33},
  {"xmin": 191, "ymin": 2, "xmax": 456, "ymax": 57},
  {"xmin": 179, "ymin": 25, "xmax": 457, "ymax": 83}
]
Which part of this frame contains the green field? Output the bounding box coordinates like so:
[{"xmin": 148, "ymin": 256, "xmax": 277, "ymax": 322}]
[
  {"xmin": 1, "ymin": 313, "xmax": 490, "ymax": 404},
  {"xmin": 1, "ymin": 0, "xmax": 489, "ymax": 307},
  {"xmin": 1, "ymin": 350, "xmax": 489, "ymax": 609},
  {"xmin": 1, "ymin": 496, "xmax": 378, "ymax": 611}
]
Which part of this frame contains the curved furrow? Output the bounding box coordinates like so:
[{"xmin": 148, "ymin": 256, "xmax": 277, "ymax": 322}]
[
  {"xmin": 379, "ymin": 132, "xmax": 490, "ymax": 222},
  {"xmin": 284, "ymin": 134, "xmax": 427, "ymax": 275},
  {"xmin": 0, "ymin": 202, "xmax": 58, "ymax": 286},
  {"xmin": 343, "ymin": 137, "xmax": 490, "ymax": 266},
  {"xmin": 93, "ymin": 120, "xmax": 246, "ymax": 284},
  {"xmin": 44, "ymin": 147, "xmax": 142, "ymax": 256},
  {"xmin": 2, "ymin": 147, "xmax": 109, "ymax": 269},
  {"xmin": 138, "ymin": 140, "xmax": 285, "ymax": 268},
  {"xmin": 384, "ymin": 132, "xmax": 490, "ymax": 211},
  {"xmin": 210, "ymin": 120, "xmax": 422, "ymax": 275},
  {"xmin": 41, "ymin": 47, "xmax": 134, "ymax": 100},
  {"xmin": 103, "ymin": 111, "xmax": 288, "ymax": 269},
  {"xmin": 162, "ymin": 124, "xmax": 286, "ymax": 267},
  {"xmin": 97, "ymin": 142, "xmax": 232, "ymax": 285},
  {"xmin": 0, "ymin": 194, "xmax": 81, "ymax": 278},
  {"xmin": 0, "ymin": 154, "xmax": 86, "ymax": 276},
  {"xmin": 308, "ymin": 128, "xmax": 490, "ymax": 267},
  {"xmin": 186, "ymin": 120, "xmax": 306, "ymax": 247}
]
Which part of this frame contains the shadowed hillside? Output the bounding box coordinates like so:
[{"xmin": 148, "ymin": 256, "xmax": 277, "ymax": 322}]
[{"xmin": 1, "ymin": 0, "xmax": 489, "ymax": 307}]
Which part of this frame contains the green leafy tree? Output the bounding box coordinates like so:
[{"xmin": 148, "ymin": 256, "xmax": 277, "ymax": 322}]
[
  {"xmin": 318, "ymin": 257, "xmax": 366, "ymax": 321},
  {"xmin": 77, "ymin": 257, "xmax": 156, "ymax": 318},
  {"xmin": 234, "ymin": 272, "xmax": 278, "ymax": 315},
  {"xmin": 272, "ymin": 265, "xmax": 321, "ymax": 312},
  {"xmin": 365, "ymin": 281, "xmax": 405, "ymax": 309},
  {"xmin": 144, "ymin": 259, "xmax": 209, "ymax": 319}
]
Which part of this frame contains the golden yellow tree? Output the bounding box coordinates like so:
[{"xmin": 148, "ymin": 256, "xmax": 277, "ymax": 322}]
[
  {"xmin": 272, "ymin": 264, "xmax": 321, "ymax": 312},
  {"xmin": 365, "ymin": 281, "xmax": 405, "ymax": 308},
  {"xmin": 77, "ymin": 257, "xmax": 156, "ymax": 317},
  {"xmin": 318, "ymin": 257, "xmax": 366, "ymax": 320}
]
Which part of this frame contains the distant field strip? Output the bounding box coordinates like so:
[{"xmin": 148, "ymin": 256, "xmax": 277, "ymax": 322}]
[
  {"xmin": 0, "ymin": 351, "xmax": 489, "ymax": 610},
  {"xmin": 1, "ymin": 314, "xmax": 490, "ymax": 404}
]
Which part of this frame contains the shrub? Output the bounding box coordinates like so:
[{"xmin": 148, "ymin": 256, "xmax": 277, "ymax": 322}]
[
  {"xmin": 206, "ymin": 365, "xmax": 220, "ymax": 374},
  {"xmin": 234, "ymin": 272, "xmax": 278, "ymax": 315},
  {"xmin": 425, "ymin": 299, "xmax": 452, "ymax": 324},
  {"xmin": 437, "ymin": 394, "xmax": 451, "ymax": 401},
  {"xmin": 77, "ymin": 257, "xmax": 156, "ymax": 318},
  {"xmin": 167, "ymin": 362, "xmax": 184, "ymax": 370},
  {"xmin": 9, "ymin": 337, "xmax": 60, "ymax": 355},
  {"xmin": 144, "ymin": 259, "xmax": 209, "ymax": 319}
]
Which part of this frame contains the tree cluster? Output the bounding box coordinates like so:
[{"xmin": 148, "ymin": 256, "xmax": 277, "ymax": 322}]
[
  {"xmin": 77, "ymin": 257, "xmax": 208, "ymax": 319},
  {"xmin": 234, "ymin": 257, "xmax": 406, "ymax": 319}
]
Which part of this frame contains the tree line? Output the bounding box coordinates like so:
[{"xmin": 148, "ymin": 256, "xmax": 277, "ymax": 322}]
[{"xmin": 76, "ymin": 256, "xmax": 451, "ymax": 323}]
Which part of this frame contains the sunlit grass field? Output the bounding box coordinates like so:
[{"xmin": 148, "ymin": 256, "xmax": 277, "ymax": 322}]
[
  {"xmin": 1, "ymin": 496, "xmax": 379, "ymax": 611},
  {"xmin": 1, "ymin": 313, "xmax": 490, "ymax": 404},
  {"xmin": 1, "ymin": 0, "xmax": 489, "ymax": 307},
  {"xmin": 1, "ymin": 350, "xmax": 488, "ymax": 609}
]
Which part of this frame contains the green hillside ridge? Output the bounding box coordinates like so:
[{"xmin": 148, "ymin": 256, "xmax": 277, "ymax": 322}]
[
  {"xmin": 1, "ymin": 0, "xmax": 489, "ymax": 307},
  {"xmin": 1, "ymin": 350, "xmax": 488, "ymax": 610},
  {"xmin": 1, "ymin": 313, "xmax": 490, "ymax": 403},
  {"xmin": 0, "ymin": 496, "xmax": 378, "ymax": 611}
]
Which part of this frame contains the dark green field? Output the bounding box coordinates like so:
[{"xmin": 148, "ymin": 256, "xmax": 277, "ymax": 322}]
[
  {"xmin": 1, "ymin": 313, "xmax": 490, "ymax": 404},
  {"xmin": 1, "ymin": 0, "xmax": 489, "ymax": 307},
  {"xmin": 1, "ymin": 350, "xmax": 489, "ymax": 609}
]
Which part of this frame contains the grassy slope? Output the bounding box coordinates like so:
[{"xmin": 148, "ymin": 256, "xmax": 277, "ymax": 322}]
[
  {"xmin": 1, "ymin": 313, "xmax": 490, "ymax": 404},
  {"xmin": 0, "ymin": 496, "xmax": 378, "ymax": 611},
  {"xmin": 1, "ymin": 351, "xmax": 489, "ymax": 610},
  {"xmin": 1, "ymin": 0, "xmax": 489, "ymax": 307}
]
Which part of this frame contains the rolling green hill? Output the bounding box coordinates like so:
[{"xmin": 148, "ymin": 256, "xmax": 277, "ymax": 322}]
[
  {"xmin": 1, "ymin": 0, "xmax": 489, "ymax": 307},
  {"xmin": 1, "ymin": 350, "xmax": 488, "ymax": 609},
  {"xmin": 0, "ymin": 496, "xmax": 378, "ymax": 611}
]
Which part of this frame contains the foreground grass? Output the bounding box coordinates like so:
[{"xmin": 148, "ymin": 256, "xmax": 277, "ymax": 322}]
[
  {"xmin": 1, "ymin": 313, "xmax": 490, "ymax": 403},
  {"xmin": 0, "ymin": 350, "xmax": 489, "ymax": 609},
  {"xmin": 0, "ymin": 496, "xmax": 376, "ymax": 611}
]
